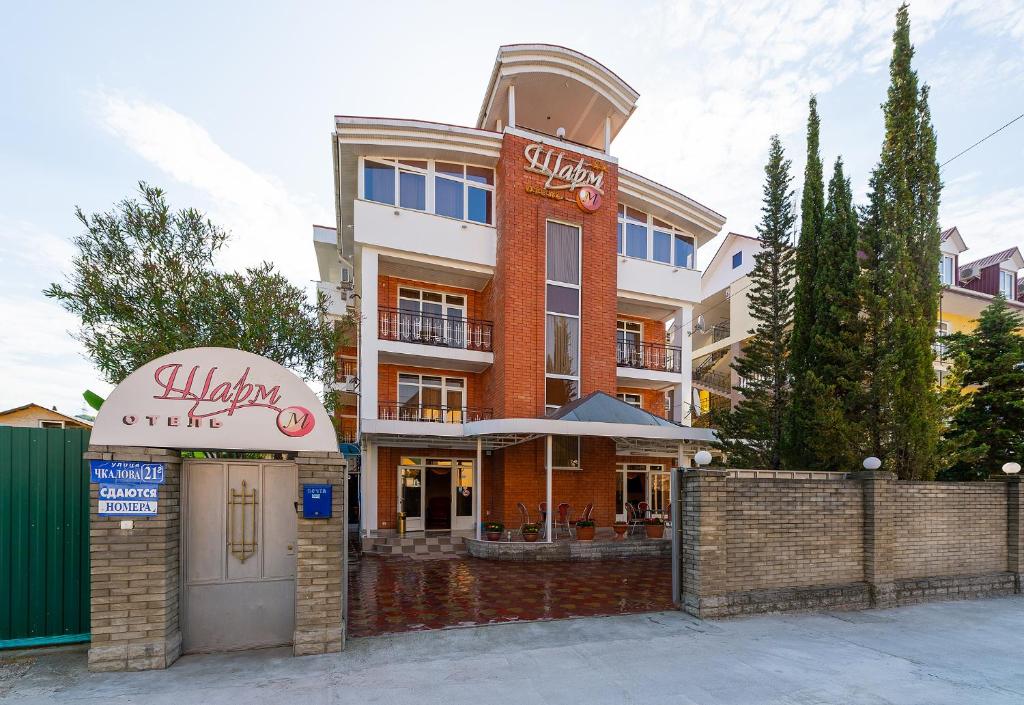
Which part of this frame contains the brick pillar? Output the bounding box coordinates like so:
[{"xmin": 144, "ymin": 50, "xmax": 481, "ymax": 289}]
[
  {"xmin": 859, "ymin": 470, "xmax": 896, "ymax": 608},
  {"xmin": 84, "ymin": 445, "xmax": 182, "ymax": 671},
  {"xmin": 1007, "ymin": 477, "xmax": 1022, "ymax": 594},
  {"xmin": 293, "ymin": 451, "xmax": 347, "ymax": 656},
  {"xmin": 680, "ymin": 468, "xmax": 728, "ymax": 618}
]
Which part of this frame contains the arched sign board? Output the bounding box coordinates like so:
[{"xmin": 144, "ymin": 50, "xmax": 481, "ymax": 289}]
[{"xmin": 91, "ymin": 347, "xmax": 338, "ymax": 452}]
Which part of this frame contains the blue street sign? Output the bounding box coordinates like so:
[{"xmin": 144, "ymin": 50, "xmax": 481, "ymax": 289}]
[
  {"xmin": 302, "ymin": 484, "xmax": 332, "ymax": 519},
  {"xmin": 98, "ymin": 483, "xmax": 159, "ymax": 516},
  {"xmin": 90, "ymin": 461, "xmax": 165, "ymax": 484}
]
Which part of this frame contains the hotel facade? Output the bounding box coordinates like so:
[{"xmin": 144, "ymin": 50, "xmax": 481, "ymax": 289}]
[{"xmin": 315, "ymin": 45, "xmax": 725, "ymax": 541}]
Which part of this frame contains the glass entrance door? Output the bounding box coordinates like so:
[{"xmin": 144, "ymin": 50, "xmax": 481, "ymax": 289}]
[
  {"xmin": 616, "ymin": 464, "xmax": 667, "ymax": 521},
  {"xmin": 398, "ymin": 457, "xmax": 475, "ymax": 532}
]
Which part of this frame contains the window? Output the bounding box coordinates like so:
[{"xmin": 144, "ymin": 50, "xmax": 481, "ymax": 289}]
[
  {"xmin": 940, "ymin": 255, "xmax": 954, "ymax": 286},
  {"xmin": 546, "ymin": 221, "xmax": 581, "ymax": 413},
  {"xmin": 616, "ymin": 204, "xmax": 695, "ymax": 267},
  {"xmin": 362, "ymin": 158, "xmax": 494, "ymax": 224},
  {"xmin": 39, "ymin": 420, "xmax": 65, "ymax": 429},
  {"xmin": 396, "ymin": 288, "xmax": 466, "ymax": 347},
  {"xmin": 397, "ymin": 373, "xmax": 466, "ymax": 422},
  {"xmin": 933, "ymin": 321, "xmax": 950, "ymax": 359},
  {"xmin": 617, "ymin": 393, "xmax": 642, "ymax": 408},
  {"xmin": 617, "ymin": 320, "xmax": 642, "ymax": 367},
  {"xmin": 1000, "ymin": 271, "xmax": 1015, "ymax": 299},
  {"xmin": 732, "ymin": 251, "xmax": 743, "ymax": 269},
  {"xmin": 552, "ymin": 436, "xmax": 580, "ymax": 469}
]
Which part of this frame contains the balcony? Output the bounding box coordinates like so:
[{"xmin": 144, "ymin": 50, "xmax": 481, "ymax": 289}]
[
  {"xmin": 616, "ymin": 341, "xmax": 682, "ymax": 373},
  {"xmin": 378, "ymin": 402, "xmax": 493, "ymax": 424},
  {"xmin": 378, "ymin": 308, "xmax": 493, "ymax": 352}
]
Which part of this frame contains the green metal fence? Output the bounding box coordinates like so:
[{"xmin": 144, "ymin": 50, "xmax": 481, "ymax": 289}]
[{"xmin": 0, "ymin": 426, "xmax": 90, "ymax": 649}]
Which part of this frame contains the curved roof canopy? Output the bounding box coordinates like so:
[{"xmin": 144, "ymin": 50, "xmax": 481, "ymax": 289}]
[{"xmin": 477, "ymin": 44, "xmax": 639, "ymax": 150}]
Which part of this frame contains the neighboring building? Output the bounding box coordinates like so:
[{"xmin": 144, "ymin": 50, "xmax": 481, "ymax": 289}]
[
  {"xmin": 936, "ymin": 227, "xmax": 1024, "ymax": 383},
  {"xmin": 689, "ymin": 233, "xmax": 763, "ymax": 424},
  {"xmin": 314, "ymin": 44, "xmax": 726, "ymax": 538},
  {"xmin": 0, "ymin": 403, "xmax": 92, "ymax": 429}
]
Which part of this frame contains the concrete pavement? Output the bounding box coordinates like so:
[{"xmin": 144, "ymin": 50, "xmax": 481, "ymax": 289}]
[{"xmin": 3, "ymin": 596, "xmax": 1023, "ymax": 704}]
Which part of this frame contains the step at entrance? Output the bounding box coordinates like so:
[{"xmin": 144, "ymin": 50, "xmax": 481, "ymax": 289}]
[{"xmin": 368, "ymin": 535, "xmax": 468, "ymax": 558}]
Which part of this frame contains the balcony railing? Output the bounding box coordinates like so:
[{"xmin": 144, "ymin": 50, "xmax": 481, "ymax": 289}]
[
  {"xmin": 711, "ymin": 320, "xmax": 731, "ymax": 343},
  {"xmin": 378, "ymin": 307, "xmax": 493, "ymax": 352},
  {"xmin": 378, "ymin": 402, "xmax": 493, "ymax": 424},
  {"xmin": 694, "ymin": 369, "xmax": 731, "ymax": 394},
  {"xmin": 616, "ymin": 341, "xmax": 682, "ymax": 373}
]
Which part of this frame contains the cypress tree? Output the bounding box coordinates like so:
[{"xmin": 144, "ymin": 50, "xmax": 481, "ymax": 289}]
[
  {"xmin": 786, "ymin": 158, "xmax": 864, "ymax": 470},
  {"xmin": 859, "ymin": 4, "xmax": 943, "ymax": 479},
  {"xmin": 715, "ymin": 136, "xmax": 796, "ymax": 470},
  {"xmin": 940, "ymin": 296, "xmax": 1024, "ymax": 480},
  {"xmin": 785, "ymin": 96, "xmax": 826, "ymax": 468}
]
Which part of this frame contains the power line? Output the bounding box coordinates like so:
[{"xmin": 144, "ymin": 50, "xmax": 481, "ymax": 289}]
[{"xmin": 940, "ymin": 112, "xmax": 1024, "ymax": 169}]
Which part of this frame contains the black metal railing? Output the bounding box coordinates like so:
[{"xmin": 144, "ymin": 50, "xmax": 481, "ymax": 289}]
[
  {"xmin": 710, "ymin": 320, "xmax": 730, "ymax": 342},
  {"xmin": 694, "ymin": 369, "xmax": 731, "ymax": 394},
  {"xmin": 378, "ymin": 402, "xmax": 493, "ymax": 424},
  {"xmin": 616, "ymin": 341, "xmax": 682, "ymax": 373},
  {"xmin": 378, "ymin": 307, "xmax": 493, "ymax": 352}
]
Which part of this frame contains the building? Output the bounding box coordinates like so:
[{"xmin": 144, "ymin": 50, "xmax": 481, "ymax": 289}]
[
  {"xmin": 689, "ymin": 233, "xmax": 764, "ymax": 423},
  {"xmin": 314, "ymin": 44, "xmax": 726, "ymax": 540},
  {"xmin": 0, "ymin": 403, "xmax": 92, "ymax": 429},
  {"xmin": 688, "ymin": 225, "xmax": 1024, "ymax": 415},
  {"xmin": 936, "ymin": 226, "xmax": 1024, "ymax": 382}
]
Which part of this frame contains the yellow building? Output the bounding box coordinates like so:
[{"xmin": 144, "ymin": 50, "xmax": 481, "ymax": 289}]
[{"xmin": 0, "ymin": 403, "xmax": 92, "ymax": 429}]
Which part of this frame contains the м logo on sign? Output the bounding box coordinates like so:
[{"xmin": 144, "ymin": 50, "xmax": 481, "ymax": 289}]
[{"xmin": 90, "ymin": 460, "xmax": 165, "ymax": 484}]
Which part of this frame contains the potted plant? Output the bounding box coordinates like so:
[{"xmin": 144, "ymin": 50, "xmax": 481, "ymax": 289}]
[
  {"xmin": 483, "ymin": 521, "xmax": 504, "ymax": 541},
  {"xmin": 644, "ymin": 517, "xmax": 665, "ymax": 539},
  {"xmin": 612, "ymin": 521, "xmax": 628, "ymax": 539},
  {"xmin": 575, "ymin": 519, "xmax": 596, "ymax": 541},
  {"xmin": 522, "ymin": 523, "xmax": 540, "ymax": 542}
]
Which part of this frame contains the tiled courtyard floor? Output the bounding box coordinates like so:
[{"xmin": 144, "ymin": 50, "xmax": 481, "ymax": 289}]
[{"xmin": 348, "ymin": 554, "xmax": 673, "ymax": 637}]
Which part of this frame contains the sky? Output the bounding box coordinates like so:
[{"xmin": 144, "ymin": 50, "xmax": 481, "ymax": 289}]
[{"xmin": 1, "ymin": 0, "xmax": 1022, "ymax": 417}]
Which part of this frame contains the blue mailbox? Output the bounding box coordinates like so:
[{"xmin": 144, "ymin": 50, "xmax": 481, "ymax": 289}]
[{"xmin": 302, "ymin": 484, "xmax": 332, "ymax": 519}]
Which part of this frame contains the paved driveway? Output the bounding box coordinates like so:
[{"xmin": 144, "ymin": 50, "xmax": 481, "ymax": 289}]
[
  {"xmin": 4, "ymin": 597, "xmax": 1024, "ymax": 704},
  {"xmin": 349, "ymin": 555, "xmax": 674, "ymax": 636}
]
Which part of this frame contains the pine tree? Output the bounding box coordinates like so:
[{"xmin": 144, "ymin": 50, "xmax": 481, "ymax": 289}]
[
  {"xmin": 786, "ymin": 158, "xmax": 864, "ymax": 470},
  {"xmin": 785, "ymin": 96, "xmax": 826, "ymax": 468},
  {"xmin": 715, "ymin": 136, "xmax": 796, "ymax": 469},
  {"xmin": 859, "ymin": 4, "xmax": 943, "ymax": 479},
  {"xmin": 940, "ymin": 296, "xmax": 1024, "ymax": 480}
]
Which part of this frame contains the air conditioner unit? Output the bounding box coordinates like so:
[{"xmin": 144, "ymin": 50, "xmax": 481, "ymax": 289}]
[
  {"xmin": 960, "ymin": 264, "xmax": 979, "ymax": 282},
  {"xmin": 335, "ymin": 375, "xmax": 359, "ymax": 393}
]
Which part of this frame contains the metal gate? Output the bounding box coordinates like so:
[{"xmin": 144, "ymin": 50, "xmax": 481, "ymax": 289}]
[
  {"xmin": 0, "ymin": 427, "xmax": 90, "ymax": 649},
  {"xmin": 181, "ymin": 460, "xmax": 298, "ymax": 653}
]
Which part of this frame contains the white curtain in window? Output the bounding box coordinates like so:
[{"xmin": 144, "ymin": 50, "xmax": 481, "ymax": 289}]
[{"xmin": 546, "ymin": 222, "xmax": 580, "ymax": 284}]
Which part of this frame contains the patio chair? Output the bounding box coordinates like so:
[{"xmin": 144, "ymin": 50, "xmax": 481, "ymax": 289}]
[
  {"xmin": 538, "ymin": 502, "xmax": 548, "ymax": 539},
  {"xmin": 554, "ymin": 502, "xmax": 572, "ymax": 539},
  {"xmin": 516, "ymin": 502, "xmax": 531, "ymax": 539},
  {"xmin": 625, "ymin": 502, "xmax": 644, "ymax": 536},
  {"xmin": 570, "ymin": 502, "xmax": 594, "ymax": 531},
  {"xmin": 637, "ymin": 501, "xmax": 650, "ymax": 519}
]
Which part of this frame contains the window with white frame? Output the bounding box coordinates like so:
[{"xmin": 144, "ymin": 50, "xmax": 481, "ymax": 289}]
[
  {"xmin": 1000, "ymin": 271, "xmax": 1016, "ymax": 299},
  {"xmin": 397, "ymin": 288, "xmax": 466, "ymax": 347},
  {"xmin": 396, "ymin": 373, "xmax": 466, "ymax": 422},
  {"xmin": 617, "ymin": 392, "xmax": 642, "ymax": 408},
  {"xmin": 617, "ymin": 320, "xmax": 642, "ymax": 367},
  {"xmin": 933, "ymin": 321, "xmax": 950, "ymax": 359},
  {"xmin": 361, "ymin": 158, "xmax": 494, "ymax": 225},
  {"xmin": 940, "ymin": 255, "xmax": 955, "ymax": 286},
  {"xmin": 616, "ymin": 204, "xmax": 695, "ymax": 268}
]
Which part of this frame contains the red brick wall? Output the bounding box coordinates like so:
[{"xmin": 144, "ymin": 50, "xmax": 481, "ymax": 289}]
[{"xmin": 491, "ymin": 133, "xmax": 619, "ymax": 418}]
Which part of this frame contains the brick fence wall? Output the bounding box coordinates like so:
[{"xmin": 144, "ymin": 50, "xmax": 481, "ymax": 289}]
[{"xmin": 681, "ymin": 469, "xmax": 1023, "ymax": 618}]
